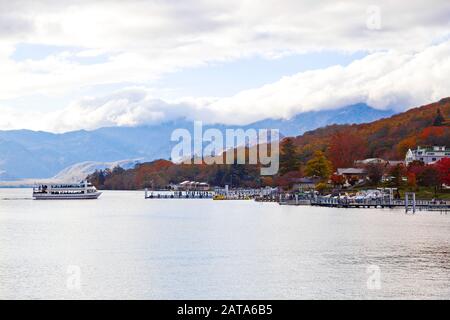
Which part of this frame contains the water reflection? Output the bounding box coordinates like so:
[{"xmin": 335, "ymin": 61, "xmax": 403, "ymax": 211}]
[{"xmin": 0, "ymin": 188, "xmax": 449, "ymax": 299}]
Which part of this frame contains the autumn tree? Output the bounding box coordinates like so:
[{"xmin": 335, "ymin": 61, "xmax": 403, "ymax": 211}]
[
  {"xmin": 330, "ymin": 174, "xmax": 345, "ymax": 188},
  {"xmin": 419, "ymin": 126, "xmax": 449, "ymax": 146},
  {"xmin": 305, "ymin": 151, "xmax": 332, "ymax": 181},
  {"xmin": 279, "ymin": 138, "xmax": 301, "ymax": 175},
  {"xmin": 315, "ymin": 182, "xmax": 328, "ymax": 195},
  {"xmin": 407, "ymin": 160, "xmax": 425, "ymax": 189},
  {"xmin": 87, "ymin": 170, "xmax": 106, "ymax": 188},
  {"xmin": 261, "ymin": 176, "xmax": 274, "ymax": 187},
  {"xmin": 396, "ymin": 137, "xmax": 416, "ymax": 158},
  {"xmin": 274, "ymin": 170, "xmax": 302, "ymax": 190},
  {"xmin": 435, "ymin": 158, "xmax": 450, "ymax": 186},
  {"xmin": 417, "ymin": 165, "xmax": 441, "ymax": 188},
  {"xmin": 327, "ymin": 131, "xmax": 367, "ymax": 169},
  {"xmin": 389, "ymin": 163, "xmax": 406, "ymax": 187},
  {"xmin": 365, "ymin": 163, "xmax": 385, "ymax": 185},
  {"xmin": 407, "ymin": 172, "xmax": 417, "ymax": 190}
]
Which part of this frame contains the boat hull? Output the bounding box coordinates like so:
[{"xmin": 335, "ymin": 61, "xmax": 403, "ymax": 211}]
[{"xmin": 32, "ymin": 192, "xmax": 102, "ymax": 200}]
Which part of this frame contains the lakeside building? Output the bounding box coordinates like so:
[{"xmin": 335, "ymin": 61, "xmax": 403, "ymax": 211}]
[
  {"xmin": 336, "ymin": 168, "xmax": 367, "ymax": 180},
  {"xmin": 335, "ymin": 168, "xmax": 367, "ymax": 186},
  {"xmin": 354, "ymin": 158, "xmax": 404, "ymax": 167},
  {"xmin": 386, "ymin": 160, "xmax": 404, "ymax": 166},
  {"xmin": 405, "ymin": 146, "xmax": 450, "ymax": 165},
  {"xmin": 292, "ymin": 177, "xmax": 321, "ymax": 191},
  {"xmin": 172, "ymin": 181, "xmax": 210, "ymax": 191},
  {"xmin": 354, "ymin": 158, "xmax": 386, "ymax": 165}
]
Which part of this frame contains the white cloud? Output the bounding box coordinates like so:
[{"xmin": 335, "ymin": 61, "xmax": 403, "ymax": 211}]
[
  {"xmin": 2, "ymin": 40, "xmax": 449, "ymax": 132},
  {"xmin": 0, "ymin": 0, "xmax": 450, "ymax": 131},
  {"xmin": 0, "ymin": 0, "xmax": 450, "ymax": 100}
]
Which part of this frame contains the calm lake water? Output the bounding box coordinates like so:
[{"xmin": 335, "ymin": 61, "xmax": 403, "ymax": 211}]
[{"xmin": 1, "ymin": 188, "xmax": 449, "ymax": 299}]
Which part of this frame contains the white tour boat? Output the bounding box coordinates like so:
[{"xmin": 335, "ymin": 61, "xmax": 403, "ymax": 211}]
[{"xmin": 32, "ymin": 181, "xmax": 102, "ymax": 200}]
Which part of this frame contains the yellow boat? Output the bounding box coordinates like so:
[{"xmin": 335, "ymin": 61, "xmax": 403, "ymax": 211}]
[{"xmin": 213, "ymin": 194, "xmax": 252, "ymax": 200}]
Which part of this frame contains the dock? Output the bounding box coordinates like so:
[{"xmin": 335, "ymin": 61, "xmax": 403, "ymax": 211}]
[
  {"xmin": 145, "ymin": 189, "xmax": 214, "ymax": 199},
  {"xmin": 310, "ymin": 196, "xmax": 450, "ymax": 212},
  {"xmin": 279, "ymin": 199, "xmax": 311, "ymax": 205},
  {"xmin": 255, "ymin": 193, "xmax": 311, "ymax": 205}
]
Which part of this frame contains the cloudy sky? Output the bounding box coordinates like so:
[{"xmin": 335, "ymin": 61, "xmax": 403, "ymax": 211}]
[{"xmin": 0, "ymin": 0, "xmax": 449, "ymax": 132}]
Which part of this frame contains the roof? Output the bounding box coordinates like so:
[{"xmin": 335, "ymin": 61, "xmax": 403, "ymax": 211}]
[
  {"xmin": 414, "ymin": 146, "xmax": 449, "ymax": 152},
  {"xmin": 387, "ymin": 160, "xmax": 404, "ymax": 165},
  {"xmin": 355, "ymin": 158, "xmax": 386, "ymax": 164},
  {"xmin": 337, "ymin": 168, "xmax": 367, "ymax": 175},
  {"xmin": 298, "ymin": 177, "xmax": 320, "ymax": 183},
  {"xmin": 179, "ymin": 181, "xmax": 209, "ymax": 185}
]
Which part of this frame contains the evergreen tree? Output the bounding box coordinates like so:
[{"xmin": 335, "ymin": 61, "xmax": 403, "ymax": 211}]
[
  {"xmin": 305, "ymin": 151, "xmax": 332, "ymax": 181},
  {"xmin": 433, "ymin": 108, "xmax": 445, "ymax": 126},
  {"xmin": 279, "ymin": 138, "xmax": 301, "ymax": 175}
]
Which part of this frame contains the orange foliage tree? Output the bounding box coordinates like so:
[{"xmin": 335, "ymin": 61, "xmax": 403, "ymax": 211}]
[
  {"xmin": 396, "ymin": 136, "xmax": 416, "ymax": 158},
  {"xmin": 327, "ymin": 131, "xmax": 367, "ymax": 169},
  {"xmin": 418, "ymin": 126, "xmax": 449, "ymax": 146},
  {"xmin": 420, "ymin": 126, "xmax": 445, "ymax": 140},
  {"xmin": 135, "ymin": 159, "xmax": 173, "ymax": 187}
]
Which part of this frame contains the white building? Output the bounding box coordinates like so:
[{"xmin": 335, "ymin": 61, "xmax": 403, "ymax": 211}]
[
  {"xmin": 405, "ymin": 146, "xmax": 450, "ymax": 165},
  {"xmin": 354, "ymin": 158, "xmax": 405, "ymax": 167},
  {"xmin": 176, "ymin": 180, "xmax": 210, "ymax": 191},
  {"xmin": 354, "ymin": 158, "xmax": 386, "ymax": 165}
]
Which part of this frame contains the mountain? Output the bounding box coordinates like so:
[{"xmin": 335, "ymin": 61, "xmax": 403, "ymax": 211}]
[
  {"xmin": 0, "ymin": 104, "xmax": 394, "ymax": 180},
  {"xmin": 248, "ymin": 103, "xmax": 394, "ymax": 137},
  {"xmin": 85, "ymin": 97, "xmax": 450, "ymax": 191},
  {"xmin": 52, "ymin": 159, "xmax": 142, "ymax": 183},
  {"xmin": 290, "ymin": 97, "xmax": 450, "ymax": 161}
]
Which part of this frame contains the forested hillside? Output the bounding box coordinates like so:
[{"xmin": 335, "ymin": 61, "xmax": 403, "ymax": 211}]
[
  {"xmin": 88, "ymin": 98, "xmax": 450, "ymax": 190},
  {"xmin": 292, "ymin": 97, "xmax": 450, "ymax": 167}
]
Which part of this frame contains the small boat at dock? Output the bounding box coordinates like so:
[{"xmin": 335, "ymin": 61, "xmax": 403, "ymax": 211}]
[{"xmin": 32, "ymin": 181, "xmax": 102, "ymax": 200}]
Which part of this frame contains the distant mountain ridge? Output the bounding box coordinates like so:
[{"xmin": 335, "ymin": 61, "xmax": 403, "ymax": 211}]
[
  {"xmin": 249, "ymin": 103, "xmax": 394, "ymax": 137},
  {"xmin": 0, "ymin": 103, "xmax": 394, "ymax": 180},
  {"xmin": 52, "ymin": 159, "xmax": 142, "ymax": 183}
]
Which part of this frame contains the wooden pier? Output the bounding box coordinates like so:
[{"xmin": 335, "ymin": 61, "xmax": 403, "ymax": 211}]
[
  {"xmin": 254, "ymin": 195, "xmax": 280, "ymax": 203},
  {"xmin": 279, "ymin": 199, "xmax": 311, "ymax": 206},
  {"xmin": 256, "ymin": 193, "xmax": 312, "ymax": 205},
  {"xmin": 310, "ymin": 196, "xmax": 450, "ymax": 212},
  {"xmin": 145, "ymin": 189, "xmax": 214, "ymax": 199}
]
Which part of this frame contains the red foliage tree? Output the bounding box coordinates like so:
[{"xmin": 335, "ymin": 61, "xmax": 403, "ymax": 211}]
[
  {"xmin": 417, "ymin": 165, "xmax": 441, "ymax": 187},
  {"xmin": 407, "ymin": 160, "xmax": 425, "ymax": 176},
  {"xmin": 407, "ymin": 172, "xmax": 417, "ymax": 189},
  {"xmin": 274, "ymin": 170, "xmax": 302, "ymax": 189},
  {"xmin": 135, "ymin": 159, "xmax": 174, "ymax": 187},
  {"xmin": 419, "ymin": 126, "xmax": 449, "ymax": 146},
  {"xmin": 330, "ymin": 174, "xmax": 345, "ymax": 187},
  {"xmin": 420, "ymin": 126, "xmax": 445, "ymax": 140},
  {"xmin": 327, "ymin": 131, "xmax": 367, "ymax": 169},
  {"xmin": 435, "ymin": 158, "xmax": 450, "ymax": 186}
]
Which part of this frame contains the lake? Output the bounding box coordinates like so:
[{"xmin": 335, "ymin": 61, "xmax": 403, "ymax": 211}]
[{"xmin": 1, "ymin": 188, "xmax": 449, "ymax": 299}]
